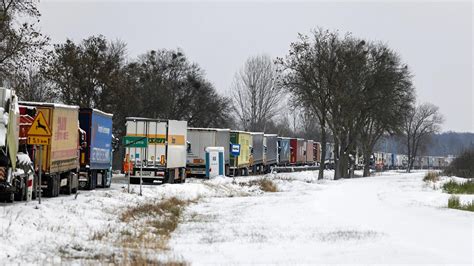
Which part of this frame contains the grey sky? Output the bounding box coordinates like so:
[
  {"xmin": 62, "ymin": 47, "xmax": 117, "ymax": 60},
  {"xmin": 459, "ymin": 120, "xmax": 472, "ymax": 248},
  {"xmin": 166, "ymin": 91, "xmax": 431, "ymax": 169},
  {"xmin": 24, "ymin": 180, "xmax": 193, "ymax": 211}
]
[{"xmin": 39, "ymin": 1, "xmax": 473, "ymax": 132}]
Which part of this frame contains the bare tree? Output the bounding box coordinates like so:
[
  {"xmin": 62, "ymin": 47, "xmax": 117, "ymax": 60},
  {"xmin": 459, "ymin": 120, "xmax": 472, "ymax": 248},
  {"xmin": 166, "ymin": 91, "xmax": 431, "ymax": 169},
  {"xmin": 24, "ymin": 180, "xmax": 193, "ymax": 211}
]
[
  {"xmin": 11, "ymin": 67, "xmax": 57, "ymax": 102},
  {"xmin": 403, "ymin": 103, "xmax": 444, "ymax": 172},
  {"xmin": 231, "ymin": 55, "xmax": 282, "ymax": 132}
]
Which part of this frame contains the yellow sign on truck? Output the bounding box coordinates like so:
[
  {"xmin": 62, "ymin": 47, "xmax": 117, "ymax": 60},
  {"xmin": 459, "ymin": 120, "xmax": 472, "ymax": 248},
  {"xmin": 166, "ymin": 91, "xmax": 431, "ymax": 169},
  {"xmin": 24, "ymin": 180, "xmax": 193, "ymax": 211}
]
[{"xmin": 27, "ymin": 111, "xmax": 52, "ymax": 146}]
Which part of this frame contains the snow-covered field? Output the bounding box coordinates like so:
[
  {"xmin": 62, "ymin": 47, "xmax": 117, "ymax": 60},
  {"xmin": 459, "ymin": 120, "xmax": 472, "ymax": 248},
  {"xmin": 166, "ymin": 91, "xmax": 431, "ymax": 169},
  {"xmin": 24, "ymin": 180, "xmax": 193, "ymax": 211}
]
[{"xmin": 0, "ymin": 170, "xmax": 472, "ymax": 265}]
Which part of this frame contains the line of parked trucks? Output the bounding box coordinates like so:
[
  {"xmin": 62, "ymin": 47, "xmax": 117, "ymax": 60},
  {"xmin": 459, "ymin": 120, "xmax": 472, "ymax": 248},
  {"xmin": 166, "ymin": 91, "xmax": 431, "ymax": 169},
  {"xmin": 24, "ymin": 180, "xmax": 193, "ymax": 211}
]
[
  {"xmin": 0, "ymin": 87, "xmax": 455, "ymax": 202},
  {"xmin": 0, "ymin": 88, "xmax": 115, "ymax": 202}
]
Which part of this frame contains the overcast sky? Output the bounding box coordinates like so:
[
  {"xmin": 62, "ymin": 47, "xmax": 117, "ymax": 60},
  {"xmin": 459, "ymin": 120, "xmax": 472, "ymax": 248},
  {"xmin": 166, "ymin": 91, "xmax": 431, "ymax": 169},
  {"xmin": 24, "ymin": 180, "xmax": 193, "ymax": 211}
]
[{"xmin": 39, "ymin": 0, "xmax": 473, "ymax": 132}]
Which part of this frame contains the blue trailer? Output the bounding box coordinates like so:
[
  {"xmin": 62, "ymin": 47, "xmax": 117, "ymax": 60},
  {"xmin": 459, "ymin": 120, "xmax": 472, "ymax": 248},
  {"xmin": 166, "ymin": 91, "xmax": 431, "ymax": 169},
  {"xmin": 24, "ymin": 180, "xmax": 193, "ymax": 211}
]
[{"xmin": 78, "ymin": 108, "xmax": 113, "ymax": 189}]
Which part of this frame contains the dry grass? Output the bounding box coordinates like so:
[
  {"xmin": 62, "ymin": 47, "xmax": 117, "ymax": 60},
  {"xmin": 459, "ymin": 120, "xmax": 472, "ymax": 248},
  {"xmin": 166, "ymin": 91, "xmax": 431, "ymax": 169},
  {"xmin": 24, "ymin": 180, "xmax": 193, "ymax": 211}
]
[
  {"xmin": 120, "ymin": 197, "xmax": 195, "ymax": 248},
  {"xmin": 62, "ymin": 197, "xmax": 195, "ymax": 265},
  {"xmin": 241, "ymin": 178, "xmax": 278, "ymax": 192},
  {"xmin": 423, "ymin": 171, "xmax": 440, "ymax": 182}
]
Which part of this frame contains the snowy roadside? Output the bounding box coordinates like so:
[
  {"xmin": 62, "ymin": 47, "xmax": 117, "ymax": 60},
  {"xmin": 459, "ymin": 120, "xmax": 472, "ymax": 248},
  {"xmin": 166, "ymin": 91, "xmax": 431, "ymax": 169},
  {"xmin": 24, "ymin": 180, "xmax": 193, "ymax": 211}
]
[
  {"xmin": 171, "ymin": 171, "xmax": 473, "ymax": 265},
  {"xmin": 0, "ymin": 171, "xmax": 319, "ymax": 264},
  {"xmin": 0, "ymin": 170, "xmax": 472, "ymax": 265}
]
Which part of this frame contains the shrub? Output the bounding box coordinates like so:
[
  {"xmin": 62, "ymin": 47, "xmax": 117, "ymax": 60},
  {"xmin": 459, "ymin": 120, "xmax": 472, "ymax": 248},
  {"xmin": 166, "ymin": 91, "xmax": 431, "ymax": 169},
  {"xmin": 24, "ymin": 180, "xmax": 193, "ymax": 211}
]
[
  {"xmin": 442, "ymin": 180, "xmax": 474, "ymax": 194},
  {"xmin": 423, "ymin": 171, "xmax": 440, "ymax": 182},
  {"xmin": 444, "ymin": 149, "xmax": 474, "ymax": 179},
  {"xmin": 447, "ymin": 195, "xmax": 474, "ymax": 212}
]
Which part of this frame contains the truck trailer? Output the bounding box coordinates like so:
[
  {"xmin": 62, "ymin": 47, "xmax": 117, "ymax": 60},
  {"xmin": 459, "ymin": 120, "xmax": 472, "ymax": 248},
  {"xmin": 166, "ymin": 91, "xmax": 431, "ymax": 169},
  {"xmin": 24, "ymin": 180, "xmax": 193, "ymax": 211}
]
[
  {"xmin": 186, "ymin": 127, "xmax": 230, "ymax": 177},
  {"xmin": 306, "ymin": 140, "xmax": 315, "ymax": 165},
  {"xmin": 19, "ymin": 102, "xmax": 81, "ymax": 197},
  {"xmin": 229, "ymin": 130, "xmax": 251, "ymax": 176},
  {"xmin": 277, "ymin": 137, "xmax": 291, "ymax": 166},
  {"xmin": 263, "ymin": 134, "xmax": 278, "ymax": 173},
  {"xmin": 125, "ymin": 117, "xmax": 187, "ymax": 184},
  {"xmin": 250, "ymin": 132, "xmax": 264, "ymax": 174},
  {"xmin": 79, "ymin": 108, "xmax": 113, "ymax": 189}
]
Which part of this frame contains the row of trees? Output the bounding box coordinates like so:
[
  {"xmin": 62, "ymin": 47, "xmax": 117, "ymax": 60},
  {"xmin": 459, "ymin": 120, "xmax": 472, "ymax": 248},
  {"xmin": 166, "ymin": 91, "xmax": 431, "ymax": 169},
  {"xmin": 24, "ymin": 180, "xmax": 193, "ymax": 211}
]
[{"xmin": 275, "ymin": 29, "xmax": 442, "ymax": 179}]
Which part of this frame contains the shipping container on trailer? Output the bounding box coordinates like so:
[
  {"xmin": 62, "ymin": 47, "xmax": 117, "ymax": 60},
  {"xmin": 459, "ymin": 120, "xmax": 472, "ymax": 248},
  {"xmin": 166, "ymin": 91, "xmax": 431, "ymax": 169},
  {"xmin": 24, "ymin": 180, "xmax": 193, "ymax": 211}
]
[
  {"xmin": 125, "ymin": 117, "xmax": 187, "ymax": 184},
  {"xmin": 78, "ymin": 108, "xmax": 113, "ymax": 189},
  {"xmin": 186, "ymin": 127, "xmax": 230, "ymax": 176},
  {"xmin": 19, "ymin": 101, "xmax": 81, "ymax": 197},
  {"xmin": 250, "ymin": 132, "xmax": 264, "ymax": 174},
  {"xmin": 296, "ymin": 138, "xmax": 306, "ymax": 165},
  {"xmin": 313, "ymin": 142, "xmax": 321, "ymax": 165},
  {"xmin": 290, "ymin": 138, "xmax": 297, "ymax": 164},
  {"xmin": 263, "ymin": 134, "xmax": 278, "ymax": 172},
  {"xmin": 229, "ymin": 130, "xmax": 251, "ymax": 176},
  {"xmin": 306, "ymin": 140, "xmax": 315, "ymax": 165},
  {"xmin": 325, "ymin": 143, "xmax": 335, "ymax": 169},
  {"xmin": 277, "ymin": 137, "xmax": 291, "ymax": 165}
]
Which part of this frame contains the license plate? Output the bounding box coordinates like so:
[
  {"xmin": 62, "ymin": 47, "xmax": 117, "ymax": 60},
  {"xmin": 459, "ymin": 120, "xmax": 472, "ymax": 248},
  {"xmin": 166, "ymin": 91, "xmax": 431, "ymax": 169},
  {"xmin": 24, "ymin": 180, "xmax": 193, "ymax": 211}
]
[{"xmin": 138, "ymin": 171, "xmax": 153, "ymax": 176}]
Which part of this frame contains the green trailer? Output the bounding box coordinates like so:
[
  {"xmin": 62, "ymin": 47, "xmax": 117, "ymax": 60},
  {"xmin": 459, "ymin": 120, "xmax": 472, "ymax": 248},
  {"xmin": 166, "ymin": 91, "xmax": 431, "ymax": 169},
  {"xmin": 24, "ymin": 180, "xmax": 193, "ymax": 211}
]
[{"xmin": 229, "ymin": 131, "xmax": 251, "ymax": 176}]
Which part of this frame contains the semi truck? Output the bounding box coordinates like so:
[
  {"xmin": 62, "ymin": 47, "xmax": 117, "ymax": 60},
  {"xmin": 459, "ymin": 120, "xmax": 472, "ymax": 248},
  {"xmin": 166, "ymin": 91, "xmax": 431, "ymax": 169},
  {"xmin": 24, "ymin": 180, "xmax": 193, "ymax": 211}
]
[
  {"xmin": 125, "ymin": 117, "xmax": 187, "ymax": 184},
  {"xmin": 250, "ymin": 132, "xmax": 264, "ymax": 174},
  {"xmin": 79, "ymin": 108, "xmax": 113, "ymax": 189},
  {"xmin": 263, "ymin": 134, "xmax": 278, "ymax": 173},
  {"xmin": 229, "ymin": 130, "xmax": 251, "ymax": 176},
  {"xmin": 186, "ymin": 127, "xmax": 230, "ymax": 177},
  {"xmin": 19, "ymin": 102, "xmax": 81, "ymax": 197},
  {"xmin": 0, "ymin": 88, "xmax": 34, "ymax": 202}
]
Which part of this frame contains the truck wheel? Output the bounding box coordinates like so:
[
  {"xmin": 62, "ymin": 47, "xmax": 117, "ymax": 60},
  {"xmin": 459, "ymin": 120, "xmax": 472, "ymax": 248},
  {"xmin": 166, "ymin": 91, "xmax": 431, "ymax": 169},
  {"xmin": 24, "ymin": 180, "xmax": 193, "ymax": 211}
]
[
  {"xmin": 180, "ymin": 168, "xmax": 186, "ymax": 183},
  {"xmin": 71, "ymin": 173, "xmax": 78, "ymax": 194},
  {"xmin": 64, "ymin": 174, "xmax": 72, "ymax": 195},
  {"xmin": 166, "ymin": 170, "xmax": 175, "ymax": 184},
  {"xmin": 7, "ymin": 192, "xmax": 14, "ymax": 203},
  {"xmin": 54, "ymin": 175, "xmax": 60, "ymax": 197},
  {"xmin": 14, "ymin": 177, "xmax": 25, "ymax": 201}
]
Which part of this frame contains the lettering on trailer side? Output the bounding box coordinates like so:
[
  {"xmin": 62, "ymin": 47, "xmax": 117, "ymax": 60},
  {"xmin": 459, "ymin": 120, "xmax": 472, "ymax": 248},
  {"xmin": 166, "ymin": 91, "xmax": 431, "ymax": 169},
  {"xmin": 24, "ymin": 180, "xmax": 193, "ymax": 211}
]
[{"xmin": 55, "ymin": 116, "xmax": 69, "ymax": 141}]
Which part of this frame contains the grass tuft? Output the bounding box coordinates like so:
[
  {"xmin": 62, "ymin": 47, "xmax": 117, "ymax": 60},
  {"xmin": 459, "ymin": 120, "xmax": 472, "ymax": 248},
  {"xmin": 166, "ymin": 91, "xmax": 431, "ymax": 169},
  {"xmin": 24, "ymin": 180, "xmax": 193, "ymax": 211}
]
[
  {"xmin": 442, "ymin": 180, "xmax": 474, "ymax": 194},
  {"xmin": 423, "ymin": 171, "xmax": 440, "ymax": 182},
  {"xmin": 447, "ymin": 195, "xmax": 474, "ymax": 212},
  {"xmin": 242, "ymin": 178, "xmax": 279, "ymax": 192}
]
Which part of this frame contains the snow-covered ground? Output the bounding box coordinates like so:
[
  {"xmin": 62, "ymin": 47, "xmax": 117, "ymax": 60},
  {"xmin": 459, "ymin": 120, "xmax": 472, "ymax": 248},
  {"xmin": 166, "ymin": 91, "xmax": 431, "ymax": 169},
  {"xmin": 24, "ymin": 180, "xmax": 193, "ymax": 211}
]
[{"xmin": 0, "ymin": 170, "xmax": 472, "ymax": 264}]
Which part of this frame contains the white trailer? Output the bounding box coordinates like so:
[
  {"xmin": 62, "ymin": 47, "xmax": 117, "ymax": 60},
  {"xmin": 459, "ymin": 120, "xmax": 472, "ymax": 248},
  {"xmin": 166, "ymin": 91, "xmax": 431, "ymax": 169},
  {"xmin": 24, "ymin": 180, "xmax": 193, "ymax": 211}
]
[
  {"xmin": 186, "ymin": 128, "xmax": 230, "ymax": 176},
  {"xmin": 125, "ymin": 117, "xmax": 187, "ymax": 184}
]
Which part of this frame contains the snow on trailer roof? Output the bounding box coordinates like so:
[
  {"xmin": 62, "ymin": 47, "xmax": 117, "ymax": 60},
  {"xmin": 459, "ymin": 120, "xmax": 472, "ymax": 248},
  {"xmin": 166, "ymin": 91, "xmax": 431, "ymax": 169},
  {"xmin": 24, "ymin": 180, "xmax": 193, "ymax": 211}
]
[
  {"xmin": 250, "ymin": 132, "xmax": 264, "ymax": 135},
  {"xmin": 19, "ymin": 101, "xmax": 79, "ymax": 110},
  {"xmin": 230, "ymin": 130, "xmax": 251, "ymax": 134},
  {"xmin": 80, "ymin": 108, "xmax": 113, "ymax": 118},
  {"xmin": 188, "ymin": 127, "xmax": 230, "ymax": 132},
  {"xmin": 126, "ymin": 117, "xmax": 170, "ymax": 122},
  {"xmin": 264, "ymin": 133, "xmax": 278, "ymax": 137}
]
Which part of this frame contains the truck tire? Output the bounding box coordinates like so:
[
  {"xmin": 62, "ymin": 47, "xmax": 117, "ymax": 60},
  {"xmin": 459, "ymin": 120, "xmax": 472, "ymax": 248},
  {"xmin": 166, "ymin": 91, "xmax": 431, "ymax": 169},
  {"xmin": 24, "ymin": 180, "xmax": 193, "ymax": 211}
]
[
  {"xmin": 7, "ymin": 192, "xmax": 14, "ymax": 203},
  {"xmin": 180, "ymin": 168, "xmax": 186, "ymax": 183},
  {"xmin": 63, "ymin": 174, "xmax": 72, "ymax": 195},
  {"xmin": 71, "ymin": 173, "xmax": 78, "ymax": 194},
  {"xmin": 14, "ymin": 177, "xmax": 26, "ymax": 201},
  {"xmin": 166, "ymin": 169, "xmax": 175, "ymax": 184},
  {"xmin": 53, "ymin": 175, "xmax": 60, "ymax": 197}
]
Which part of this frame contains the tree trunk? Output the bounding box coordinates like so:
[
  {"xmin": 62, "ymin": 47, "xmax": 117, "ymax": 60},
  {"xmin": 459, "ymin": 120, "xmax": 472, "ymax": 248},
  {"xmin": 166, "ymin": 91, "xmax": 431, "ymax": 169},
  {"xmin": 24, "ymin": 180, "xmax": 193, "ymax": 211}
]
[
  {"xmin": 333, "ymin": 140, "xmax": 341, "ymax": 180},
  {"xmin": 363, "ymin": 151, "xmax": 371, "ymax": 177},
  {"xmin": 318, "ymin": 123, "xmax": 327, "ymax": 180}
]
